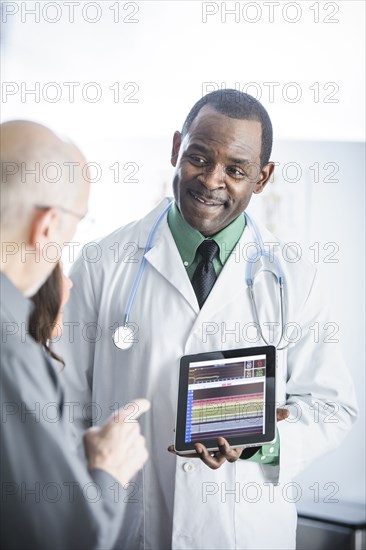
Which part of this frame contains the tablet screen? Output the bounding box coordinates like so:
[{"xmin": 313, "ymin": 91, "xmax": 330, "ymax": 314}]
[{"xmin": 175, "ymin": 346, "xmax": 276, "ymax": 453}]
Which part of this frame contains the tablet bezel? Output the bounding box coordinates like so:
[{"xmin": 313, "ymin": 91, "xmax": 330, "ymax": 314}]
[{"xmin": 175, "ymin": 345, "xmax": 276, "ymax": 454}]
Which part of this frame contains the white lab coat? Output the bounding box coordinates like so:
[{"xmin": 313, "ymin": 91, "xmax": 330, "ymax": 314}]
[{"xmin": 60, "ymin": 198, "xmax": 357, "ymax": 550}]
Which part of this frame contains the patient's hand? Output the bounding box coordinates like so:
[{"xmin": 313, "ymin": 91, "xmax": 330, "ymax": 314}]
[{"xmin": 84, "ymin": 398, "xmax": 150, "ymax": 485}]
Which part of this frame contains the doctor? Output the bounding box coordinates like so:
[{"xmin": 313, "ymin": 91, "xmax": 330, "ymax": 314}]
[{"xmin": 60, "ymin": 90, "xmax": 357, "ymax": 549}]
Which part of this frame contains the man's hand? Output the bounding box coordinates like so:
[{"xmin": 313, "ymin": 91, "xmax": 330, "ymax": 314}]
[
  {"xmin": 168, "ymin": 407, "xmax": 289, "ymax": 470},
  {"xmin": 194, "ymin": 437, "xmax": 242, "ymax": 469},
  {"xmin": 84, "ymin": 398, "xmax": 150, "ymax": 486}
]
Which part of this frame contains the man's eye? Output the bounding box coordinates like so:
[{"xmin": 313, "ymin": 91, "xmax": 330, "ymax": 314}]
[
  {"xmin": 227, "ymin": 167, "xmax": 245, "ymax": 178},
  {"xmin": 190, "ymin": 155, "xmax": 207, "ymax": 165}
]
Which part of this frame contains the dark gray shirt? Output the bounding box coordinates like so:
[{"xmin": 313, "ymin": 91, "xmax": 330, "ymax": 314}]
[{"xmin": 0, "ymin": 272, "xmax": 124, "ymax": 550}]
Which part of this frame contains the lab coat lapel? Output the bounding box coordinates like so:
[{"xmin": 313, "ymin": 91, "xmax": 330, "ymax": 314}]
[
  {"xmin": 144, "ymin": 223, "xmax": 199, "ymax": 314},
  {"xmin": 138, "ymin": 201, "xmax": 270, "ymax": 330}
]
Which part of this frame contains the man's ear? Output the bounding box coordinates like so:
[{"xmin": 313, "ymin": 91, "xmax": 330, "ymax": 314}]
[
  {"xmin": 171, "ymin": 131, "xmax": 182, "ymax": 167},
  {"xmin": 253, "ymin": 162, "xmax": 275, "ymax": 194},
  {"xmin": 29, "ymin": 208, "xmax": 59, "ymax": 247}
]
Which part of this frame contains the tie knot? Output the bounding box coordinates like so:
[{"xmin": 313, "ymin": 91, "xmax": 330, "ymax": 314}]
[{"xmin": 197, "ymin": 239, "xmax": 219, "ymax": 263}]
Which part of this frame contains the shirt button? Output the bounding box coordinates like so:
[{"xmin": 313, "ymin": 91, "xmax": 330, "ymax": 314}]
[
  {"xmin": 183, "ymin": 261, "xmax": 189, "ymax": 267},
  {"xmin": 183, "ymin": 462, "xmax": 195, "ymax": 473},
  {"xmin": 269, "ymin": 447, "xmax": 274, "ymax": 453},
  {"xmin": 261, "ymin": 455, "xmax": 266, "ymax": 460}
]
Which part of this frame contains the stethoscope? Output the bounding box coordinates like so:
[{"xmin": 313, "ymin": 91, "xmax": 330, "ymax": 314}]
[{"xmin": 113, "ymin": 200, "xmax": 289, "ymax": 351}]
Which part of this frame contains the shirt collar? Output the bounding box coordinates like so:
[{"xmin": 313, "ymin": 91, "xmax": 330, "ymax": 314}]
[
  {"xmin": 168, "ymin": 203, "xmax": 203, "ymax": 266},
  {"xmin": 0, "ymin": 272, "xmax": 33, "ymax": 324},
  {"xmin": 167, "ymin": 202, "xmax": 246, "ymax": 267}
]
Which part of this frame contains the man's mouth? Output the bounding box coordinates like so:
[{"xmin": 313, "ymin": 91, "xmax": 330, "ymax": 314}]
[{"xmin": 189, "ymin": 191, "xmax": 224, "ymax": 207}]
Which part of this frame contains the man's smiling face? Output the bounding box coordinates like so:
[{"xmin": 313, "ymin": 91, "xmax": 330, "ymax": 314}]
[{"xmin": 171, "ymin": 105, "xmax": 274, "ymax": 236}]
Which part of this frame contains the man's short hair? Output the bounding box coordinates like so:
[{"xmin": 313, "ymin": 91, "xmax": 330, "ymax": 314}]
[{"xmin": 181, "ymin": 89, "xmax": 273, "ymax": 168}]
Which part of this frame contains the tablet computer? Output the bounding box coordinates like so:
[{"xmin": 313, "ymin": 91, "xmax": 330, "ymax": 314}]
[{"xmin": 175, "ymin": 346, "xmax": 276, "ymax": 454}]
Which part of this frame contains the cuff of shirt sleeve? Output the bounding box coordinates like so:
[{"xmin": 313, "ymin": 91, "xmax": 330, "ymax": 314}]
[
  {"xmin": 89, "ymin": 469, "xmax": 126, "ymax": 547},
  {"xmin": 240, "ymin": 429, "xmax": 280, "ymax": 466},
  {"xmin": 90, "ymin": 468, "xmax": 124, "ymax": 507}
]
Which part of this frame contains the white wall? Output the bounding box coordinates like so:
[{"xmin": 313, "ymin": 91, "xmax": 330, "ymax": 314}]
[{"xmin": 251, "ymin": 139, "xmax": 366, "ymax": 508}]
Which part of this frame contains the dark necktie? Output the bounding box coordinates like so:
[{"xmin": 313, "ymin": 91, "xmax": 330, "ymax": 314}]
[{"xmin": 191, "ymin": 239, "xmax": 219, "ymax": 308}]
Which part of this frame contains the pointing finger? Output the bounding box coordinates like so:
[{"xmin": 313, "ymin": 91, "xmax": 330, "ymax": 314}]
[
  {"xmin": 129, "ymin": 399, "xmax": 151, "ymax": 419},
  {"xmin": 109, "ymin": 399, "xmax": 151, "ymax": 426}
]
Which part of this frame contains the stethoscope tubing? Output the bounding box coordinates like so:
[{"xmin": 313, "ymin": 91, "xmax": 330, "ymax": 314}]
[
  {"xmin": 117, "ymin": 201, "xmax": 289, "ymax": 350},
  {"xmin": 123, "ymin": 200, "xmax": 175, "ymax": 326},
  {"xmin": 245, "ymin": 212, "xmax": 288, "ymax": 350}
]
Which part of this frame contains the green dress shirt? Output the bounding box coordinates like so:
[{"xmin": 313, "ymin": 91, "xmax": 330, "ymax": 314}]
[
  {"xmin": 168, "ymin": 202, "xmax": 280, "ymax": 465},
  {"xmin": 167, "ymin": 202, "xmax": 245, "ymax": 280}
]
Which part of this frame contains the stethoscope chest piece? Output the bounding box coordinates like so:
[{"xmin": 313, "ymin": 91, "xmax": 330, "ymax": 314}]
[{"xmin": 113, "ymin": 325, "xmax": 134, "ymax": 350}]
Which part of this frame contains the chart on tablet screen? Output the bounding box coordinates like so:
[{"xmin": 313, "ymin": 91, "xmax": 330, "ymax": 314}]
[{"xmin": 185, "ymin": 355, "xmax": 266, "ymax": 443}]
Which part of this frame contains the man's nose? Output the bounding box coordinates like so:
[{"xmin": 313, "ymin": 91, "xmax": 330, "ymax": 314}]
[{"xmin": 199, "ymin": 164, "xmax": 226, "ymax": 190}]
